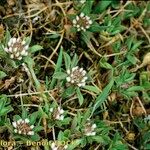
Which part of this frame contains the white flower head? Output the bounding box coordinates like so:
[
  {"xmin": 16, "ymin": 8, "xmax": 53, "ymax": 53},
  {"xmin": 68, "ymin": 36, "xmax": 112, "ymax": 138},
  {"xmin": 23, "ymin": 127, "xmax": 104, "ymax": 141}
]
[
  {"xmin": 50, "ymin": 106, "xmax": 65, "ymax": 121},
  {"xmin": 12, "ymin": 118, "xmax": 34, "ymax": 136},
  {"xmin": 72, "ymin": 13, "xmax": 93, "ymax": 32},
  {"xmin": 84, "ymin": 122, "xmax": 97, "ymax": 136},
  {"xmin": 4, "ymin": 37, "xmax": 29, "ymax": 60},
  {"xmin": 51, "ymin": 142, "xmax": 68, "ymax": 150},
  {"xmin": 66, "ymin": 66, "xmax": 88, "ymax": 87}
]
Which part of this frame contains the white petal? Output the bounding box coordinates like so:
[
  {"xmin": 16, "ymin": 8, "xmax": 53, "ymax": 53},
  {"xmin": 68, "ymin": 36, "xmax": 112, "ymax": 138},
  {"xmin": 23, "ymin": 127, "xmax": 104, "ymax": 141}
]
[
  {"xmin": 25, "ymin": 118, "xmax": 30, "ymax": 123},
  {"xmin": 82, "ymin": 70, "xmax": 86, "ymax": 76},
  {"xmin": 22, "ymin": 40, "xmax": 26, "ymax": 45},
  {"xmin": 13, "ymin": 47, "xmax": 18, "ymax": 52},
  {"xmin": 86, "ymin": 25, "xmax": 90, "ymax": 29},
  {"xmin": 83, "ymin": 28, "xmax": 86, "ymax": 32},
  {"xmin": 18, "ymin": 56, "xmax": 22, "ymax": 60},
  {"xmin": 60, "ymin": 109, "xmax": 64, "ymax": 114},
  {"xmin": 51, "ymin": 142, "xmax": 56, "ymax": 149},
  {"xmin": 88, "ymin": 20, "xmax": 92, "ymax": 25},
  {"xmin": 70, "ymin": 74, "xmax": 74, "ymax": 77},
  {"xmin": 17, "ymin": 119, "xmax": 22, "ymax": 124},
  {"xmin": 59, "ymin": 115, "xmax": 64, "ymax": 120},
  {"xmin": 24, "ymin": 45, "xmax": 29, "ymax": 50},
  {"xmin": 17, "ymin": 38, "xmax": 20, "ymax": 42},
  {"xmin": 81, "ymin": 82, "xmax": 85, "ymax": 86},
  {"xmin": 64, "ymin": 145, "xmax": 68, "ymax": 149},
  {"xmin": 76, "ymin": 16, "xmax": 79, "ymax": 21},
  {"xmin": 92, "ymin": 124, "xmax": 97, "ymax": 129},
  {"xmin": 15, "ymin": 52, "xmax": 20, "ymax": 57},
  {"xmin": 50, "ymin": 108, "xmax": 53, "ymax": 112},
  {"xmin": 4, "ymin": 48, "xmax": 8, "ymax": 52},
  {"xmin": 10, "ymin": 54, "xmax": 14, "ymax": 59},
  {"xmin": 21, "ymin": 120, "xmax": 25, "ymax": 124},
  {"xmin": 8, "ymin": 47, "xmax": 12, "ymax": 52},
  {"xmin": 77, "ymin": 28, "xmax": 81, "ymax": 31},
  {"xmin": 66, "ymin": 77, "xmax": 71, "ymax": 82},
  {"xmin": 67, "ymin": 69, "xmax": 70, "ymax": 74},
  {"xmin": 83, "ymin": 76, "xmax": 88, "ymax": 81},
  {"xmin": 76, "ymin": 25, "xmax": 80, "ymax": 28},
  {"xmin": 30, "ymin": 125, "xmax": 34, "ymax": 129},
  {"xmin": 73, "ymin": 19, "xmax": 77, "ymax": 24},
  {"xmin": 85, "ymin": 16, "xmax": 90, "ymax": 20},
  {"xmin": 24, "ymin": 52, "xmax": 28, "ymax": 56},
  {"xmin": 21, "ymin": 50, "xmax": 26, "ymax": 55},
  {"xmin": 28, "ymin": 131, "xmax": 34, "ymax": 135},
  {"xmin": 79, "ymin": 68, "xmax": 83, "ymax": 72},
  {"xmin": 55, "ymin": 114, "xmax": 60, "ymax": 120},
  {"xmin": 80, "ymin": 12, "xmax": 84, "ymax": 18},
  {"xmin": 8, "ymin": 40, "xmax": 12, "ymax": 47},
  {"xmin": 14, "ymin": 129, "xmax": 18, "ymax": 133},
  {"xmin": 71, "ymin": 80, "xmax": 74, "ymax": 83},
  {"xmin": 91, "ymin": 132, "xmax": 96, "ymax": 136},
  {"xmin": 57, "ymin": 106, "xmax": 61, "ymax": 111},
  {"xmin": 72, "ymin": 66, "xmax": 78, "ymax": 71},
  {"xmin": 85, "ymin": 132, "xmax": 90, "ymax": 136},
  {"xmin": 12, "ymin": 122, "xmax": 17, "ymax": 128},
  {"xmin": 12, "ymin": 38, "xmax": 17, "ymax": 44},
  {"xmin": 81, "ymin": 27, "xmax": 85, "ymax": 31},
  {"xmin": 18, "ymin": 130, "xmax": 22, "ymax": 134},
  {"xmin": 77, "ymin": 83, "xmax": 82, "ymax": 87}
]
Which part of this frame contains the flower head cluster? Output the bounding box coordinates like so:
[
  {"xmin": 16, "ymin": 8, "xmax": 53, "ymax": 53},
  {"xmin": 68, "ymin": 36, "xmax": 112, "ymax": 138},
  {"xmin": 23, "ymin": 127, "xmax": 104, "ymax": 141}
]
[
  {"xmin": 84, "ymin": 122, "xmax": 97, "ymax": 136},
  {"xmin": 72, "ymin": 13, "xmax": 93, "ymax": 32},
  {"xmin": 4, "ymin": 37, "xmax": 29, "ymax": 60},
  {"xmin": 51, "ymin": 142, "xmax": 68, "ymax": 150},
  {"xmin": 66, "ymin": 66, "xmax": 87, "ymax": 87},
  {"xmin": 50, "ymin": 107, "xmax": 64, "ymax": 121},
  {"xmin": 12, "ymin": 118, "xmax": 34, "ymax": 135}
]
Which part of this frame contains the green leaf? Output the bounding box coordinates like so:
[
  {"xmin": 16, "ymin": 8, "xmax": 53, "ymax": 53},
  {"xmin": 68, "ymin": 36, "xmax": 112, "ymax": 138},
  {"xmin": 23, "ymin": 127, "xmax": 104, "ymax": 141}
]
[
  {"xmin": 4, "ymin": 30, "xmax": 11, "ymax": 47},
  {"xmin": 30, "ymin": 133, "xmax": 40, "ymax": 141},
  {"xmin": 91, "ymin": 135, "xmax": 109, "ymax": 144},
  {"xmin": 92, "ymin": 78, "xmax": 114, "ymax": 114},
  {"xmin": 0, "ymin": 106, "xmax": 13, "ymax": 116},
  {"xmin": 24, "ymin": 36, "xmax": 31, "ymax": 46},
  {"xmin": 34, "ymin": 126, "xmax": 43, "ymax": 132},
  {"xmin": 67, "ymin": 139, "xmax": 83, "ymax": 150},
  {"xmin": 93, "ymin": 0, "xmax": 112, "ymax": 13},
  {"xmin": 30, "ymin": 111, "xmax": 39, "ymax": 124},
  {"xmin": 53, "ymin": 72, "xmax": 67, "ymax": 79},
  {"xmin": 83, "ymin": 85, "xmax": 100, "ymax": 94},
  {"xmin": 29, "ymin": 45, "xmax": 43, "ymax": 53},
  {"xmin": 0, "ymin": 71, "xmax": 7, "ymax": 79},
  {"xmin": 89, "ymin": 22, "xmax": 108, "ymax": 32},
  {"xmin": 126, "ymin": 86, "xmax": 144, "ymax": 92},
  {"xmin": 126, "ymin": 54, "xmax": 137, "ymax": 65},
  {"xmin": 100, "ymin": 58, "xmax": 113, "ymax": 70},
  {"xmin": 131, "ymin": 41, "xmax": 142, "ymax": 52},
  {"xmin": 13, "ymin": 115, "xmax": 21, "ymax": 121},
  {"xmin": 24, "ymin": 56, "xmax": 35, "ymax": 66},
  {"xmin": 50, "ymin": 47, "xmax": 63, "ymax": 89},
  {"xmin": 71, "ymin": 53, "xmax": 78, "ymax": 68},
  {"xmin": 63, "ymin": 52, "xmax": 71, "ymax": 70},
  {"xmin": 76, "ymin": 87, "xmax": 84, "ymax": 106},
  {"xmin": 62, "ymin": 86, "xmax": 75, "ymax": 98},
  {"xmin": 81, "ymin": 1, "xmax": 94, "ymax": 15}
]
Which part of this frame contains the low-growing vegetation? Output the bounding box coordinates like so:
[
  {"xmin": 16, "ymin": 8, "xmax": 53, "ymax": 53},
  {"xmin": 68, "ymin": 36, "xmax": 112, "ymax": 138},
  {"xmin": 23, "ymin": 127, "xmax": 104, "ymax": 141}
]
[{"xmin": 0, "ymin": 0, "xmax": 150, "ymax": 149}]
